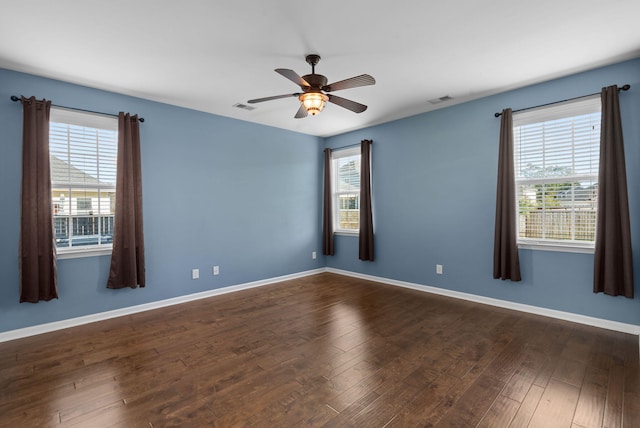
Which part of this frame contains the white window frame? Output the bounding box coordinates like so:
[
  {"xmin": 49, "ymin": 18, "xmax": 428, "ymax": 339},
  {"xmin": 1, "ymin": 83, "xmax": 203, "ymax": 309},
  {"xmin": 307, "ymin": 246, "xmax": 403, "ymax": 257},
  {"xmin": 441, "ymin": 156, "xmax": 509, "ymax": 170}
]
[
  {"xmin": 331, "ymin": 146, "xmax": 361, "ymax": 235},
  {"xmin": 50, "ymin": 107, "xmax": 118, "ymax": 259},
  {"xmin": 513, "ymin": 95, "xmax": 601, "ymax": 254}
]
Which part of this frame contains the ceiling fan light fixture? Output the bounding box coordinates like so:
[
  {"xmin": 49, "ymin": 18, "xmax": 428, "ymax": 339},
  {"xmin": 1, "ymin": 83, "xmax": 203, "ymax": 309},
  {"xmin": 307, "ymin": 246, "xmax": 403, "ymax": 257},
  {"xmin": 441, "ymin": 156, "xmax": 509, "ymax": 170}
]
[
  {"xmin": 247, "ymin": 54, "xmax": 374, "ymax": 118},
  {"xmin": 299, "ymin": 92, "xmax": 328, "ymax": 115}
]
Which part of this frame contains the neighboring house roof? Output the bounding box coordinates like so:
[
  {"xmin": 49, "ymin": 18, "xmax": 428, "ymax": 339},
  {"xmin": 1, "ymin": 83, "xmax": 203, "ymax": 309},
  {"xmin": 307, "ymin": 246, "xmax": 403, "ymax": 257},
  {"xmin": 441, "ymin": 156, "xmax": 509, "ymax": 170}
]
[{"xmin": 50, "ymin": 155, "xmax": 107, "ymax": 186}]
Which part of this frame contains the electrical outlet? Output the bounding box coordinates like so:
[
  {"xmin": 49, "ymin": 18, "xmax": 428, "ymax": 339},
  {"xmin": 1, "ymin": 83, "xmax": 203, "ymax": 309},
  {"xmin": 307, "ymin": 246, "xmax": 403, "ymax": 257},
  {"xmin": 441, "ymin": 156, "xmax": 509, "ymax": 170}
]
[
  {"xmin": 213, "ymin": 266, "xmax": 219, "ymax": 276},
  {"xmin": 312, "ymin": 251, "xmax": 317, "ymax": 259},
  {"xmin": 192, "ymin": 268, "xmax": 199, "ymax": 280},
  {"xmin": 436, "ymin": 264, "xmax": 443, "ymax": 275}
]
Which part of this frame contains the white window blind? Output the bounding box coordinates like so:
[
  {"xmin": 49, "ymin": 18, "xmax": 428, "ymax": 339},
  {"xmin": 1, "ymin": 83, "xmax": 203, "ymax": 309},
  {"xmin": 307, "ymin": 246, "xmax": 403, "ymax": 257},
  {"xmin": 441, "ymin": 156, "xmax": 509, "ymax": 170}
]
[
  {"xmin": 513, "ymin": 95, "xmax": 601, "ymax": 251},
  {"xmin": 49, "ymin": 107, "xmax": 118, "ymax": 252},
  {"xmin": 332, "ymin": 146, "xmax": 361, "ymax": 233}
]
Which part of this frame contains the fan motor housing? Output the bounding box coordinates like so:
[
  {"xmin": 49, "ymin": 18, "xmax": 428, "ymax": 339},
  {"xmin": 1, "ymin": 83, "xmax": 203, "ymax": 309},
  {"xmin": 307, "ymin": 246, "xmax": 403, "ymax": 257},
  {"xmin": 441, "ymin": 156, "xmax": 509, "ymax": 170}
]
[{"xmin": 301, "ymin": 74, "xmax": 328, "ymax": 91}]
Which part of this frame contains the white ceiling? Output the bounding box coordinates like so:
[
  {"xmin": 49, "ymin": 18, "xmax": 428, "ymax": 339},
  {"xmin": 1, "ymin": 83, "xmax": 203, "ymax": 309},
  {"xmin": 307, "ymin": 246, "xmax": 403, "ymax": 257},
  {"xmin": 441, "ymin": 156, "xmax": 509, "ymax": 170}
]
[{"xmin": 2, "ymin": 1, "xmax": 639, "ymax": 137}]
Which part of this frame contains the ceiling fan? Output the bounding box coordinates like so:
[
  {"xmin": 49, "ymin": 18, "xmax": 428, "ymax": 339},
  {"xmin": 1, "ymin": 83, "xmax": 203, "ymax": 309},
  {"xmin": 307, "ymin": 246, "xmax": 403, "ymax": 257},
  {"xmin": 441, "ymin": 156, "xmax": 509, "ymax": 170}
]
[{"xmin": 247, "ymin": 54, "xmax": 375, "ymax": 118}]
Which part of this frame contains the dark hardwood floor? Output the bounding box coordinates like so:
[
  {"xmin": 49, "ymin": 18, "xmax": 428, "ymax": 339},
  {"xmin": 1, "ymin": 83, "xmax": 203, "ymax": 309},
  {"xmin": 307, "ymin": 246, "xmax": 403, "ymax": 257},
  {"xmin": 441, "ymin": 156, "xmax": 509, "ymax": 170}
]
[{"xmin": 0, "ymin": 273, "xmax": 638, "ymax": 427}]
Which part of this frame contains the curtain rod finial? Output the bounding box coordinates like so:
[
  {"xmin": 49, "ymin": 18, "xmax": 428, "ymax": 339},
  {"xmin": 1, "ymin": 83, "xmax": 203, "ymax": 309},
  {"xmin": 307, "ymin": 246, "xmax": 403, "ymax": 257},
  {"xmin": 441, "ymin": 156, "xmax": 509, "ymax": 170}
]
[
  {"xmin": 621, "ymin": 84, "xmax": 631, "ymax": 91},
  {"xmin": 494, "ymin": 112, "xmax": 502, "ymax": 117},
  {"xmin": 10, "ymin": 95, "xmax": 20, "ymax": 102}
]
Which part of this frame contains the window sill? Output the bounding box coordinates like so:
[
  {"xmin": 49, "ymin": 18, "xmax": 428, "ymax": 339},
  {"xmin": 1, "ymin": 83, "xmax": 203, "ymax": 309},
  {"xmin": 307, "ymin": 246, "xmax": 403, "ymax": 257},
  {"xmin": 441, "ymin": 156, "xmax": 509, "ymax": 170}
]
[
  {"xmin": 518, "ymin": 241, "xmax": 594, "ymax": 254},
  {"xmin": 57, "ymin": 246, "xmax": 113, "ymax": 260}
]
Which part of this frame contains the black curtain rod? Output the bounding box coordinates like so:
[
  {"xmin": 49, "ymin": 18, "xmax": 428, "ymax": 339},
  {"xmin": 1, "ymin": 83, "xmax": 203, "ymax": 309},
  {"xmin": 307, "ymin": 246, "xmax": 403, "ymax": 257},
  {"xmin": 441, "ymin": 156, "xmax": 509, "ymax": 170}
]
[
  {"xmin": 494, "ymin": 84, "xmax": 631, "ymax": 118},
  {"xmin": 330, "ymin": 140, "xmax": 372, "ymax": 151},
  {"xmin": 10, "ymin": 95, "xmax": 145, "ymax": 122}
]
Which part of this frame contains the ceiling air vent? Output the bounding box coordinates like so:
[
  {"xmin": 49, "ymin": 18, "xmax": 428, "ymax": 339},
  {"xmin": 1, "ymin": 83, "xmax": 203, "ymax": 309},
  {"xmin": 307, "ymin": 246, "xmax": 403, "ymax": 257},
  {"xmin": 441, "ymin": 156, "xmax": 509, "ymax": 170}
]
[
  {"xmin": 428, "ymin": 95, "xmax": 453, "ymax": 105},
  {"xmin": 233, "ymin": 103, "xmax": 256, "ymax": 111}
]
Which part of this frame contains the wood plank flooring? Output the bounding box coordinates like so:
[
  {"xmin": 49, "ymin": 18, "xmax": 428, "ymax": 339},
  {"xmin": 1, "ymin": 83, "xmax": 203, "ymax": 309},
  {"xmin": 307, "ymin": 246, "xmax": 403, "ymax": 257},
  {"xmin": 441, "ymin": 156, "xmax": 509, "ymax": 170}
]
[{"xmin": 0, "ymin": 273, "xmax": 638, "ymax": 427}]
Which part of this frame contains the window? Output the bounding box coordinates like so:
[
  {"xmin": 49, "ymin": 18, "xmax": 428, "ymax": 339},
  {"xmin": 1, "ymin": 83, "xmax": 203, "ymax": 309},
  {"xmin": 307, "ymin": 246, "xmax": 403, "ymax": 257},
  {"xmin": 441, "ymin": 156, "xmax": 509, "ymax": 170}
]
[
  {"xmin": 49, "ymin": 108, "xmax": 118, "ymax": 255},
  {"xmin": 76, "ymin": 197, "xmax": 93, "ymax": 211},
  {"xmin": 332, "ymin": 146, "xmax": 361, "ymax": 233},
  {"xmin": 513, "ymin": 96, "xmax": 601, "ymax": 251}
]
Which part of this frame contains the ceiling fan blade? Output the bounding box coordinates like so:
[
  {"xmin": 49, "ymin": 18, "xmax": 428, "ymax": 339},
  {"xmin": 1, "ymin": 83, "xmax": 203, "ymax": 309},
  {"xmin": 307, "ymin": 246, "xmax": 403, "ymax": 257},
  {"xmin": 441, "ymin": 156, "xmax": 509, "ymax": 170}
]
[
  {"xmin": 323, "ymin": 74, "xmax": 375, "ymax": 92},
  {"xmin": 247, "ymin": 93, "xmax": 300, "ymax": 104},
  {"xmin": 275, "ymin": 69, "xmax": 311, "ymax": 88},
  {"xmin": 294, "ymin": 104, "xmax": 308, "ymax": 119},
  {"xmin": 327, "ymin": 94, "xmax": 368, "ymax": 113}
]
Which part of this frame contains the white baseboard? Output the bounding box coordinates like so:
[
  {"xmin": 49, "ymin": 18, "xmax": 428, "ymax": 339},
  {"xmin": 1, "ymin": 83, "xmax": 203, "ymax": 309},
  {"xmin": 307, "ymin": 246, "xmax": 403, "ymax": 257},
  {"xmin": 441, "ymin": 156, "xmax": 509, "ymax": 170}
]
[
  {"xmin": 0, "ymin": 268, "xmax": 326, "ymax": 344},
  {"xmin": 2, "ymin": 267, "xmax": 638, "ymax": 346},
  {"xmin": 326, "ymin": 268, "xmax": 640, "ymax": 337}
]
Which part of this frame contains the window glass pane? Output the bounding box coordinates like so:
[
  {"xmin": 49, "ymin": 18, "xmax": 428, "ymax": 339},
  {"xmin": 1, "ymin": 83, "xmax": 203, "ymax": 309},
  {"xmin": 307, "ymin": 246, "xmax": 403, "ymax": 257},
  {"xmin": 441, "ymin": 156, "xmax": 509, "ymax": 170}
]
[
  {"xmin": 50, "ymin": 108, "xmax": 117, "ymax": 251},
  {"xmin": 336, "ymin": 156, "xmax": 360, "ymax": 192},
  {"xmin": 332, "ymin": 148, "xmax": 361, "ymax": 232},
  {"xmin": 514, "ymin": 98, "xmax": 600, "ymax": 248},
  {"xmin": 338, "ymin": 194, "xmax": 360, "ymax": 230}
]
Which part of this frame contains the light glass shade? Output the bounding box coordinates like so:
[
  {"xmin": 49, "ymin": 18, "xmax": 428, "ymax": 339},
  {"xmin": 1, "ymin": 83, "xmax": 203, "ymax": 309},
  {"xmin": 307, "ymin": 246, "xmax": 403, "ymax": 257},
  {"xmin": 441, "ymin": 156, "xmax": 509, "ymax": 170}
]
[{"xmin": 299, "ymin": 92, "xmax": 329, "ymax": 115}]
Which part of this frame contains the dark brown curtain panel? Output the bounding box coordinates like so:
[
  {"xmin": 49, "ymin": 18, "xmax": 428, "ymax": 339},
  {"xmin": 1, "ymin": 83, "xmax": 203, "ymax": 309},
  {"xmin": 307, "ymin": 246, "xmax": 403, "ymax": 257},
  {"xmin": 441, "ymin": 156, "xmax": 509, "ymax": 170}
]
[
  {"xmin": 107, "ymin": 113, "xmax": 146, "ymax": 289},
  {"xmin": 322, "ymin": 148, "xmax": 334, "ymax": 256},
  {"xmin": 594, "ymin": 86, "xmax": 634, "ymax": 298},
  {"xmin": 359, "ymin": 139, "xmax": 374, "ymax": 261},
  {"xmin": 19, "ymin": 96, "xmax": 58, "ymax": 302},
  {"xmin": 493, "ymin": 108, "xmax": 521, "ymax": 281}
]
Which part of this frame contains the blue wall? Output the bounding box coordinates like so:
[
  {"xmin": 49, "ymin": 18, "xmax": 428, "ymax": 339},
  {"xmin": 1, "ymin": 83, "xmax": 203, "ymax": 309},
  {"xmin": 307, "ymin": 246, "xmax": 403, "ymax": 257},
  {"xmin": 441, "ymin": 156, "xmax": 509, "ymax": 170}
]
[
  {"xmin": 0, "ymin": 69, "xmax": 323, "ymax": 333},
  {"xmin": 325, "ymin": 59, "xmax": 640, "ymax": 327},
  {"xmin": 1, "ymin": 59, "xmax": 639, "ymax": 335}
]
